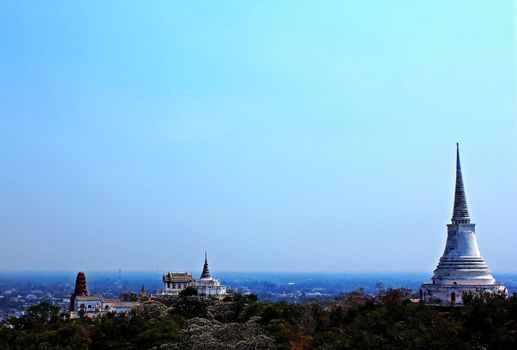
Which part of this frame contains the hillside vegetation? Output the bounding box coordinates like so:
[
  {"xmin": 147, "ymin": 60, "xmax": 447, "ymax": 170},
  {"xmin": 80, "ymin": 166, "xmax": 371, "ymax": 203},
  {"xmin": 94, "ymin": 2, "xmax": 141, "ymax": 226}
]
[{"xmin": 1, "ymin": 289, "xmax": 516, "ymax": 349}]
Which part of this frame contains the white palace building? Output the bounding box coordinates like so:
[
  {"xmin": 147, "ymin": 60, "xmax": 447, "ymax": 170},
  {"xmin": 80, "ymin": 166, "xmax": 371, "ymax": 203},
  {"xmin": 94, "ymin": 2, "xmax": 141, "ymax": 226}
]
[
  {"xmin": 160, "ymin": 252, "xmax": 226, "ymax": 297},
  {"xmin": 420, "ymin": 144, "xmax": 507, "ymax": 306}
]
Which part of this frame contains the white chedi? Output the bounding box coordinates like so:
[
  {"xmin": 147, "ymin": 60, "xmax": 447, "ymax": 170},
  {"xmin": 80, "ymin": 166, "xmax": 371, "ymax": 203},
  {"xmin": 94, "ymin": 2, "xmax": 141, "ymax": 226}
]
[
  {"xmin": 194, "ymin": 252, "xmax": 226, "ymax": 297},
  {"xmin": 420, "ymin": 145, "xmax": 507, "ymax": 306}
]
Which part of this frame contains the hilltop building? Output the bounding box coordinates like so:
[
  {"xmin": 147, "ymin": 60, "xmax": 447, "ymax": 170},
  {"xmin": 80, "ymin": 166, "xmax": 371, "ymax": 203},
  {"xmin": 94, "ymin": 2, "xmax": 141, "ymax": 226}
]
[
  {"xmin": 69, "ymin": 271, "xmax": 89, "ymax": 311},
  {"xmin": 162, "ymin": 272, "xmax": 194, "ymax": 296},
  {"xmin": 420, "ymin": 144, "xmax": 507, "ymax": 306},
  {"xmin": 160, "ymin": 252, "xmax": 227, "ymax": 297},
  {"xmin": 69, "ymin": 271, "xmax": 139, "ymax": 317},
  {"xmin": 195, "ymin": 252, "xmax": 227, "ymax": 296}
]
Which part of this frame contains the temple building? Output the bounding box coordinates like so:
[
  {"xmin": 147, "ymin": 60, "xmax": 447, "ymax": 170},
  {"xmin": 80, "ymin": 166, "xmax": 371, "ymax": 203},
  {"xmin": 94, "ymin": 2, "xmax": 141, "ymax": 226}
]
[
  {"xmin": 160, "ymin": 252, "xmax": 227, "ymax": 297},
  {"xmin": 161, "ymin": 272, "xmax": 194, "ymax": 295},
  {"xmin": 68, "ymin": 271, "xmax": 139, "ymax": 317},
  {"xmin": 69, "ymin": 271, "xmax": 89, "ymax": 311},
  {"xmin": 420, "ymin": 144, "xmax": 507, "ymax": 306},
  {"xmin": 194, "ymin": 252, "xmax": 227, "ymax": 297}
]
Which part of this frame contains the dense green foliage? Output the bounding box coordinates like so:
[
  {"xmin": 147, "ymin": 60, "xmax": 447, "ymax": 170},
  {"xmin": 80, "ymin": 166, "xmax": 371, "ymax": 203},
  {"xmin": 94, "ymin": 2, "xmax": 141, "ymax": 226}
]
[{"xmin": 1, "ymin": 290, "xmax": 516, "ymax": 349}]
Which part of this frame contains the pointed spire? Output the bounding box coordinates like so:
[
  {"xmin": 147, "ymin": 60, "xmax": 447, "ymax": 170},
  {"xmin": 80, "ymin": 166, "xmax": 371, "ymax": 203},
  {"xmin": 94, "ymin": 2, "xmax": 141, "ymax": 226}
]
[
  {"xmin": 200, "ymin": 251, "xmax": 212, "ymax": 279},
  {"xmin": 452, "ymin": 143, "xmax": 470, "ymax": 224},
  {"xmin": 73, "ymin": 271, "xmax": 89, "ymax": 296},
  {"xmin": 70, "ymin": 271, "xmax": 89, "ymax": 311}
]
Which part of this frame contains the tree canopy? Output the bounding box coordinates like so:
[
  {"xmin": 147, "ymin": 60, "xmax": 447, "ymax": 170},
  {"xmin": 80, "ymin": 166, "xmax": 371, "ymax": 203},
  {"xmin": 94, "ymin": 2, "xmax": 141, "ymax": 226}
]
[{"xmin": 1, "ymin": 290, "xmax": 517, "ymax": 349}]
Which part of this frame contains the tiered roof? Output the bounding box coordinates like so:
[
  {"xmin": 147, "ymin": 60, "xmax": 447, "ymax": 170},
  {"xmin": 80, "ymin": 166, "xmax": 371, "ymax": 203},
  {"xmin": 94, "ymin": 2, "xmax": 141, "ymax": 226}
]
[
  {"xmin": 163, "ymin": 272, "xmax": 193, "ymax": 283},
  {"xmin": 200, "ymin": 251, "xmax": 212, "ymax": 280}
]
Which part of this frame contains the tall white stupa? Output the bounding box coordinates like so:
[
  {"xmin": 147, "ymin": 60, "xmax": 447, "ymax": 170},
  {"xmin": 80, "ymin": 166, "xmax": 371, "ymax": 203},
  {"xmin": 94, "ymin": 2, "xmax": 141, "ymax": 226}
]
[{"xmin": 420, "ymin": 144, "xmax": 507, "ymax": 306}]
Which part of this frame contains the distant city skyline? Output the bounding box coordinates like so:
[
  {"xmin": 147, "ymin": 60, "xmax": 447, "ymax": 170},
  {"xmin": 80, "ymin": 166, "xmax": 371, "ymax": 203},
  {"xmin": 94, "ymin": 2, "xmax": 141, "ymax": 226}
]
[{"xmin": 1, "ymin": 1, "xmax": 516, "ymax": 272}]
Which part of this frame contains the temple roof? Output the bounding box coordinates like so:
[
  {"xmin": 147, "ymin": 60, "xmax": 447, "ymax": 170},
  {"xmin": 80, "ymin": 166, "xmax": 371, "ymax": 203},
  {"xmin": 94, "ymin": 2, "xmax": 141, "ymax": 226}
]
[
  {"xmin": 163, "ymin": 272, "xmax": 193, "ymax": 283},
  {"xmin": 452, "ymin": 143, "xmax": 471, "ymax": 224},
  {"xmin": 200, "ymin": 251, "xmax": 212, "ymax": 280}
]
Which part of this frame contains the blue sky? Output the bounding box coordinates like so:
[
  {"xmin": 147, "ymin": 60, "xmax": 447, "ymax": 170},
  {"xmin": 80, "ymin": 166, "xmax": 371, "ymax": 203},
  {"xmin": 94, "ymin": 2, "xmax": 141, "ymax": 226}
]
[{"xmin": 0, "ymin": 1, "xmax": 516, "ymax": 272}]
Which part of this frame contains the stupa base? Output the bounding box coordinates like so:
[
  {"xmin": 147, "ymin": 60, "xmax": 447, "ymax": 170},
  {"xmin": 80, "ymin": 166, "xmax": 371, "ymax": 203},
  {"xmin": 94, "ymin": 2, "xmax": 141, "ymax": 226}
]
[{"xmin": 420, "ymin": 282, "xmax": 507, "ymax": 306}]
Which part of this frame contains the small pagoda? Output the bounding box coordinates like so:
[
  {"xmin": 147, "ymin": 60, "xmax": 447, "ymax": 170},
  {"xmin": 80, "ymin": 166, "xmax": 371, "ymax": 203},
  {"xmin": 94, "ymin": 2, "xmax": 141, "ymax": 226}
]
[
  {"xmin": 69, "ymin": 271, "xmax": 89, "ymax": 311},
  {"xmin": 194, "ymin": 251, "xmax": 227, "ymax": 297}
]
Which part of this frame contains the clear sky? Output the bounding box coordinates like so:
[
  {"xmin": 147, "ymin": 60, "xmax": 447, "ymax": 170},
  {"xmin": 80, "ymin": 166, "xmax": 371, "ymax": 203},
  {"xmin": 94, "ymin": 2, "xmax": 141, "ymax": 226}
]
[{"xmin": 0, "ymin": 1, "xmax": 516, "ymax": 273}]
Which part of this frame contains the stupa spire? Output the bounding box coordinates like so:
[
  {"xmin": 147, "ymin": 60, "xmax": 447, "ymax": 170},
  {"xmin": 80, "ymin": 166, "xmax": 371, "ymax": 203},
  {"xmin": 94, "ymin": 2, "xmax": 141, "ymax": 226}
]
[
  {"xmin": 420, "ymin": 144, "xmax": 507, "ymax": 306},
  {"xmin": 200, "ymin": 251, "xmax": 212, "ymax": 279},
  {"xmin": 452, "ymin": 143, "xmax": 470, "ymax": 224}
]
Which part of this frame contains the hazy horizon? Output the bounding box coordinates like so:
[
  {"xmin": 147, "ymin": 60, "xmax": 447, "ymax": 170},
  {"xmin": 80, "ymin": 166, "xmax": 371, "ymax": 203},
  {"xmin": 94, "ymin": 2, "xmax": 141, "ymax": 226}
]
[
  {"xmin": 3, "ymin": 269, "xmax": 517, "ymax": 274},
  {"xmin": 1, "ymin": 1, "xmax": 516, "ymax": 272}
]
